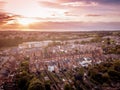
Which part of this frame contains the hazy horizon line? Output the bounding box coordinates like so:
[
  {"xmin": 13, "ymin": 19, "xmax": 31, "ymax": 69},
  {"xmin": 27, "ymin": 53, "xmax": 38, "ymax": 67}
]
[{"xmin": 0, "ymin": 29, "xmax": 120, "ymax": 32}]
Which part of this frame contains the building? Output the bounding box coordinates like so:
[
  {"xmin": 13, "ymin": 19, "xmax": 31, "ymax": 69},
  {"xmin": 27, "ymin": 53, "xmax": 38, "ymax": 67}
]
[{"xmin": 18, "ymin": 40, "xmax": 53, "ymax": 49}]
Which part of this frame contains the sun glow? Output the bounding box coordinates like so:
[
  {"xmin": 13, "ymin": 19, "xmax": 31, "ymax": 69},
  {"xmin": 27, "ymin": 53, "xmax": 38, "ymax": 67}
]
[{"xmin": 17, "ymin": 18, "xmax": 37, "ymax": 25}]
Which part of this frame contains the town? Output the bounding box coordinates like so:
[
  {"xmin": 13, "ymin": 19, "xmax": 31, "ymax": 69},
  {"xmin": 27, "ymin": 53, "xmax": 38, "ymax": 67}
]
[{"xmin": 0, "ymin": 31, "xmax": 120, "ymax": 90}]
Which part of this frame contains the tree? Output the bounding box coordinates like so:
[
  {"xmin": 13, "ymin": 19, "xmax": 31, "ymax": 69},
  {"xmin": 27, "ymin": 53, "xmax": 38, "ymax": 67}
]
[
  {"xmin": 108, "ymin": 70, "xmax": 120, "ymax": 82},
  {"xmin": 28, "ymin": 78, "xmax": 45, "ymax": 90},
  {"xmin": 45, "ymin": 83, "xmax": 51, "ymax": 90},
  {"xmin": 114, "ymin": 60, "xmax": 120, "ymax": 72},
  {"xmin": 107, "ymin": 38, "xmax": 111, "ymax": 45},
  {"xmin": 16, "ymin": 71, "xmax": 31, "ymax": 90},
  {"xmin": 64, "ymin": 84, "xmax": 72, "ymax": 90},
  {"xmin": 20, "ymin": 61, "xmax": 29, "ymax": 72}
]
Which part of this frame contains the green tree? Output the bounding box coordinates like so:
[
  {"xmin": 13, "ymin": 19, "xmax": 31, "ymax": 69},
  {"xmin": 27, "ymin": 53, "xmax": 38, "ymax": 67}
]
[
  {"xmin": 108, "ymin": 70, "xmax": 120, "ymax": 82},
  {"xmin": 45, "ymin": 83, "xmax": 51, "ymax": 90},
  {"xmin": 20, "ymin": 61, "xmax": 29, "ymax": 72},
  {"xmin": 64, "ymin": 84, "xmax": 72, "ymax": 90},
  {"xmin": 28, "ymin": 78, "xmax": 45, "ymax": 90},
  {"xmin": 16, "ymin": 71, "xmax": 31, "ymax": 90}
]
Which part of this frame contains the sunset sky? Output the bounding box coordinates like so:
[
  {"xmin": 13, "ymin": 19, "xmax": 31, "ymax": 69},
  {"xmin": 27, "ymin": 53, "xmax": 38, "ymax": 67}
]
[{"xmin": 0, "ymin": 0, "xmax": 120, "ymax": 31}]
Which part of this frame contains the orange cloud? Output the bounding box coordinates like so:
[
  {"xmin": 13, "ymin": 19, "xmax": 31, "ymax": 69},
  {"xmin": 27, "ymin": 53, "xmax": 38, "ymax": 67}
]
[
  {"xmin": 39, "ymin": 0, "xmax": 98, "ymax": 9},
  {"xmin": 86, "ymin": 14, "xmax": 101, "ymax": 17},
  {"xmin": 39, "ymin": 1, "xmax": 62, "ymax": 9},
  {"xmin": 0, "ymin": 12, "xmax": 20, "ymax": 25},
  {"xmin": 0, "ymin": 1, "xmax": 6, "ymax": 11}
]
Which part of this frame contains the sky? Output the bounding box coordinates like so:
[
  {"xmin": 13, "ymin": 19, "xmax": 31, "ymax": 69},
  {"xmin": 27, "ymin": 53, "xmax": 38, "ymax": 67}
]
[{"xmin": 0, "ymin": 0, "xmax": 120, "ymax": 31}]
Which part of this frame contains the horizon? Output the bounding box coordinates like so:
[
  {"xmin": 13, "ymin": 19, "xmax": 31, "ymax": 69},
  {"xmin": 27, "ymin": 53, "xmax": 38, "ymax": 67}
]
[{"xmin": 0, "ymin": 29, "xmax": 120, "ymax": 32}]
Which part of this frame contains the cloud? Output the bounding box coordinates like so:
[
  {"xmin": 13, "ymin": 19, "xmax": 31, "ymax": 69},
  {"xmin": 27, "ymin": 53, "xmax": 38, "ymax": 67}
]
[
  {"xmin": 0, "ymin": 12, "xmax": 19, "ymax": 25},
  {"xmin": 39, "ymin": 1, "xmax": 62, "ymax": 8},
  {"xmin": 58, "ymin": 0, "xmax": 120, "ymax": 4},
  {"xmin": 0, "ymin": 0, "xmax": 119, "ymax": 31},
  {"xmin": 0, "ymin": 1, "xmax": 5, "ymax": 7},
  {"xmin": 62, "ymin": 1, "xmax": 98, "ymax": 7},
  {"xmin": 0, "ymin": 2, "xmax": 16, "ymax": 25},
  {"xmin": 0, "ymin": 1, "xmax": 6, "ymax": 10},
  {"xmin": 64, "ymin": 11, "xmax": 79, "ymax": 16},
  {"xmin": 28, "ymin": 21, "xmax": 120, "ymax": 31},
  {"xmin": 86, "ymin": 14, "xmax": 101, "ymax": 17},
  {"xmin": 1, "ymin": 20, "xmax": 120, "ymax": 31},
  {"xmin": 57, "ymin": 0, "xmax": 80, "ymax": 3},
  {"xmin": 39, "ymin": 0, "xmax": 120, "ymax": 14},
  {"xmin": 57, "ymin": 0, "xmax": 120, "ymax": 8},
  {"xmin": 95, "ymin": 0, "xmax": 120, "ymax": 4},
  {"xmin": 39, "ymin": 0, "xmax": 98, "ymax": 9}
]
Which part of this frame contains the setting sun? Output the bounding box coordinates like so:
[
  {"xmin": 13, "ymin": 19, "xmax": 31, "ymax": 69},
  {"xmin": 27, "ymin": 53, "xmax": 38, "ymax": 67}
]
[{"xmin": 17, "ymin": 18, "xmax": 37, "ymax": 26}]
